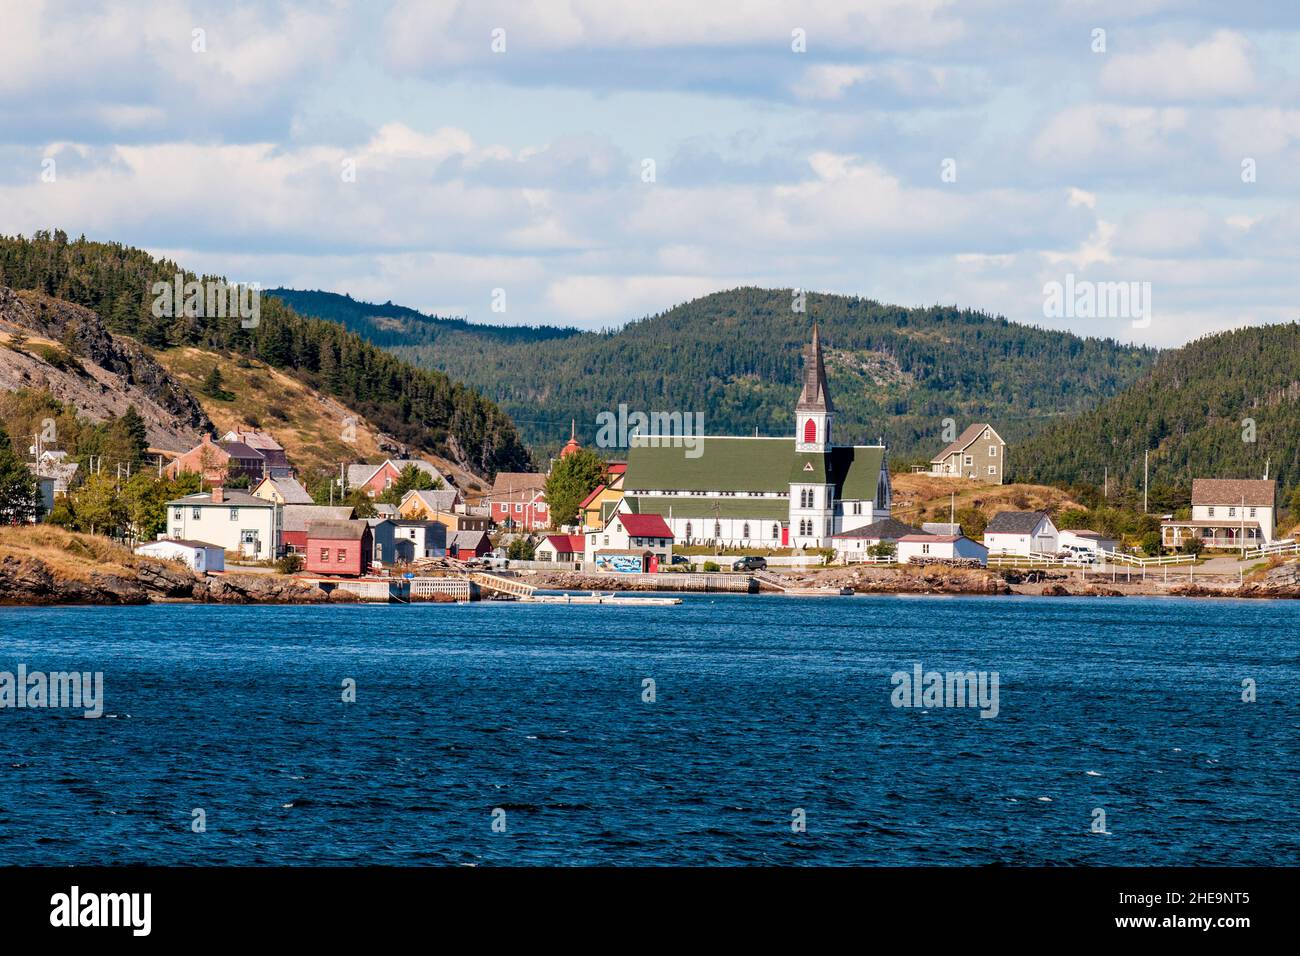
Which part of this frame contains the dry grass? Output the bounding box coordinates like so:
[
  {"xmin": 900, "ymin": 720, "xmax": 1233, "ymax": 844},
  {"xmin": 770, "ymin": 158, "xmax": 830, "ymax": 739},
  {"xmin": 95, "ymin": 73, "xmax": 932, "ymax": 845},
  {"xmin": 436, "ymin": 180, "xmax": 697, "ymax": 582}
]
[
  {"xmin": 891, "ymin": 473, "xmax": 1082, "ymax": 525},
  {"xmin": 0, "ymin": 525, "xmax": 140, "ymax": 580}
]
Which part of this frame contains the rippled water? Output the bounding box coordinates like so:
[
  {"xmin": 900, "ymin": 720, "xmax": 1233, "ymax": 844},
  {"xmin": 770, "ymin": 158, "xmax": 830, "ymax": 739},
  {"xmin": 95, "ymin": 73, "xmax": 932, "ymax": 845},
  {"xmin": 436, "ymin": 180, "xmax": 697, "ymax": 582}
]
[{"xmin": 0, "ymin": 595, "xmax": 1296, "ymax": 865}]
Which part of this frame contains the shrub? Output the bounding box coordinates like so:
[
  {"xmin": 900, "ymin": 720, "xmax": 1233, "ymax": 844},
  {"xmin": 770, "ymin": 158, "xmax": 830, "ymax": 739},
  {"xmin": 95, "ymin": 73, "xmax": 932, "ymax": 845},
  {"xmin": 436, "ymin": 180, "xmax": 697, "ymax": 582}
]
[
  {"xmin": 702, "ymin": 560, "xmax": 720, "ymax": 573},
  {"xmin": 276, "ymin": 553, "xmax": 303, "ymax": 574}
]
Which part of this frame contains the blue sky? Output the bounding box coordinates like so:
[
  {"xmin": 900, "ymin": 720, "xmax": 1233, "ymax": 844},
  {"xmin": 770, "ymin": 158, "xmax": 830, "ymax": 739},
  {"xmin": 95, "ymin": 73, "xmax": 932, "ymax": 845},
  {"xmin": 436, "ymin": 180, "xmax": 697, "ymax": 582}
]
[{"xmin": 3, "ymin": 0, "xmax": 1300, "ymax": 345}]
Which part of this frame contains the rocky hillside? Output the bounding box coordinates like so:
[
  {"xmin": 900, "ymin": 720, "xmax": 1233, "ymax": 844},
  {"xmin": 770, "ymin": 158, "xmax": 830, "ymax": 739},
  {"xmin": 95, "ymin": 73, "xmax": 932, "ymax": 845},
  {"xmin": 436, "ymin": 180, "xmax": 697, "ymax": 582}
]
[{"xmin": 0, "ymin": 286, "xmax": 209, "ymax": 450}]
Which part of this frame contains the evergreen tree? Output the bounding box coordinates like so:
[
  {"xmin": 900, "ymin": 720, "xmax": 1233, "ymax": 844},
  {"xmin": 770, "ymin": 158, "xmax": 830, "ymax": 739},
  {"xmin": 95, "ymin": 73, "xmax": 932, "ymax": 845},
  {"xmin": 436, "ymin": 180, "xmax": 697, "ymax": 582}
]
[
  {"xmin": 543, "ymin": 449, "xmax": 606, "ymax": 530},
  {"xmin": 0, "ymin": 425, "xmax": 41, "ymax": 523}
]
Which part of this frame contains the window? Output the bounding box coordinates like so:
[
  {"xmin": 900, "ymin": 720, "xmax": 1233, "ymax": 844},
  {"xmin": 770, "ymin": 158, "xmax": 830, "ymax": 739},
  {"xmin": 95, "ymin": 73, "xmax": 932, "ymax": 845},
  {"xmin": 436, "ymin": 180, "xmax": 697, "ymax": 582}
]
[
  {"xmin": 230, "ymin": 507, "xmax": 239, "ymax": 521},
  {"xmin": 1228, "ymin": 507, "xmax": 1236, "ymax": 517},
  {"xmin": 192, "ymin": 507, "xmax": 202, "ymax": 520},
  {"xmin": 684, "ymin": 522, "xmax": 692, "ymax": 539},
  {"xmin": 989, "ymin": 446, "xmax": 997, "ymax": 457},
  {"xmin": 319, "ymin": 548, "xmax": 329, "ymax": 561},
  {"xmin": 852, "ymin": 501, "xmax": 862, "ymax": 515},
  {"xmin": 772, "ymin": 524, "xmax": 780, "ymax": 540},
  {"xmin": 515, "ymin": 503, "xmax": 523, "ymax": 513},
  {"xmin": 983, "ymin": 429, "xmax": 990, "ymax": 439},
  {"xmin": 964, "ymin": 455, "xmax": 973, "ymax": 466},
  {"xmin": 336, "ymin": 548, "xmax": 346, "ymax": 562},
  {"xmin": 803, "ymin": 419, "xmax": 817, "ymax": 443},
  {"xmin": 173, "ymin": 507, "xmax": 182, "ymax": 520},
  {"xmin": 922, "ymin": 543, "xmax": 931, "ymax": 554},
  {"xmin": 1208, "ymin": 507, "xmax": 1215, "ymax": 517},
  {"xmin": 988, "ymin": 466, "xmax": 996, "ymax": 475},
  {"xmin": 714, "ymin": 521, "xmax": 721, "ymax": 538},
  {"xmin": 742, "ymin": 523, "xmax": 750, "ymax": 538},
  {"xmin": 1249, "ymin": 507, "xmax": 1257, "ymax": 517}
]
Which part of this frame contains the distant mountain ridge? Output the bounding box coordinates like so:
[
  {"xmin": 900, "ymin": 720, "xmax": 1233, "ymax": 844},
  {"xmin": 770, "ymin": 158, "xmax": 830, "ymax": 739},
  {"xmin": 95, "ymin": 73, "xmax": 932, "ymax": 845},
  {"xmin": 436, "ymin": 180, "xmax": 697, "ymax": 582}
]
[{"xmin": 270, "ymin": 286, "xmax": 1158, "ymax": 459}]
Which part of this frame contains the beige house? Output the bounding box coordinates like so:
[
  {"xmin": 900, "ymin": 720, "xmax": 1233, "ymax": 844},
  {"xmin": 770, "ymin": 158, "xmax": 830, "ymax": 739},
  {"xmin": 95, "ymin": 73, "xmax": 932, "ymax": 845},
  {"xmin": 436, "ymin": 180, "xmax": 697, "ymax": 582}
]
[
  {"xmin": 926, "ymin": 424, "xmax": 1007, "ymax": 484},
  {"xmin": 166, "ymin": 488, "xmax": 281, "ymax": 560},
  {"xmin": 1161, "ymin": 478, "xmax": 1277, "ymax": 551}
]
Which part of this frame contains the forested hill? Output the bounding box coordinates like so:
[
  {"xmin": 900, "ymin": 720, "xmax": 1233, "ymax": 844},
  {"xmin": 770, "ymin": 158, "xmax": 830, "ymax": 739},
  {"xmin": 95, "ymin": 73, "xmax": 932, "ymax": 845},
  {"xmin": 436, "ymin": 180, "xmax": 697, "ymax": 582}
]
[
  {"xmin": 267, "ymin": 288, "xmax": 581, "ymax": 348},
  {"xmin": 1016, "ymin": 322, "xmax": 1300, "ymax": 502},
  {"xmin": 273, "ymin": 286, "xmax": 1156, "ymax": 459},
  {"xmin": 0, "ymin": 232, "xmax": 532, "ymax": 477}
]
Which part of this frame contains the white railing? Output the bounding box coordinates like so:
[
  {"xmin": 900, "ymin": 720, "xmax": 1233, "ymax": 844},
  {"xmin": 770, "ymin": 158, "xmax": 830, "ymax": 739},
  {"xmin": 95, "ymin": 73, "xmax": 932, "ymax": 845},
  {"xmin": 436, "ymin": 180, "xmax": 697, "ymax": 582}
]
[
  {"xmin": 1100, "ymin": 550, "xmax": 1194, "ymax": 568},
  {"xmin": 409, "ymin": 577, "xmax": 472, "ymax": 600},
  {"xmin": 1242, "ymin": 539, "xmax": 1300, "ymax": 560}
]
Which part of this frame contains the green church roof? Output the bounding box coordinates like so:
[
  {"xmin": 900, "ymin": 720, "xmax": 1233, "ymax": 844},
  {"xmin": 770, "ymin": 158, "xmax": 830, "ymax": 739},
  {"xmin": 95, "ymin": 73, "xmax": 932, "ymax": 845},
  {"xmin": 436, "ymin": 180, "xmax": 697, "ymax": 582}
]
[{"xmin": 625, "ymin": 435, "xmax": 885, "ymax": 499}]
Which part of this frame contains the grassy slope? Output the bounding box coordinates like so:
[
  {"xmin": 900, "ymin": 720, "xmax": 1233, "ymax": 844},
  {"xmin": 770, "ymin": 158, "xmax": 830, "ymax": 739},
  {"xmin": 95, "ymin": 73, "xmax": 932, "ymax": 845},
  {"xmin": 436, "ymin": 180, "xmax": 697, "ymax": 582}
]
[
  {"xmin": 153, "ymin": 347, "xmax": 488, "ymax": 493},
  {"xmin": 889, "ymin": 473, "xmax": 1082, "ymax": 527}
]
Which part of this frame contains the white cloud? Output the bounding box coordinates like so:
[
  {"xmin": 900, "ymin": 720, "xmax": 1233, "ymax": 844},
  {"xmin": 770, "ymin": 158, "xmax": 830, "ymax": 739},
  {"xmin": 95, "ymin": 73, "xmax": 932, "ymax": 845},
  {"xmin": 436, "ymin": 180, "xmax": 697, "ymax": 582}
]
[{"xmin": 1099, "ymin": 30, "xmax": 1258, "ymax": 101}]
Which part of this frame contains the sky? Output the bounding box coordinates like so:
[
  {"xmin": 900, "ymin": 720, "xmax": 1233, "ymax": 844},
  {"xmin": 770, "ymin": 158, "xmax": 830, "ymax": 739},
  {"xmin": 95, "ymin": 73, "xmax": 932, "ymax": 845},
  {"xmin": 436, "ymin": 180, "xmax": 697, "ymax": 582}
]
[{"xmin": 3, "ymin": 0, "xmax": 1300, "ymax": 345}]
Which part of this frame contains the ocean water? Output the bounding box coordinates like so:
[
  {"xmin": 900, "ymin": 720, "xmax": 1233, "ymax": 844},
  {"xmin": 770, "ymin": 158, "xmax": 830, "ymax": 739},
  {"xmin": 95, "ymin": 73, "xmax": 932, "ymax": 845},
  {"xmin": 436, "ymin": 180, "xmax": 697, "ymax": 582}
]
[{"xmin": 0, "ymin": 594, "xmax": 1296, "ymax": 866}]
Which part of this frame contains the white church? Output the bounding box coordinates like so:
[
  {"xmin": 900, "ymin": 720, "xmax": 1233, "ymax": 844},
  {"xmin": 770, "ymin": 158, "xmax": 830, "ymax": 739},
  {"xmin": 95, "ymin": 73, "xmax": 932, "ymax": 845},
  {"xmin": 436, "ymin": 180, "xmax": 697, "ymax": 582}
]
[{"xmin": 620, "ymin": 325, "xmax": 892, "ymax": 549}]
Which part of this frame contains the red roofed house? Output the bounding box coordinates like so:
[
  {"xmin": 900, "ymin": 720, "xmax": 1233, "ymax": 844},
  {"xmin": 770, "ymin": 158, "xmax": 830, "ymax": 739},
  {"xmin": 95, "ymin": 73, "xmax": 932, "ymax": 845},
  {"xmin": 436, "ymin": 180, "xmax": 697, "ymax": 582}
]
[
  {"xmin": 585, "ymin": 510, "xmax": 673, "ymax": 570},
  {"xmin": 535, "ymin": 534, "xmax": 585, "ymax": 564},
  {"xmin": 305, "ymin": 519, "xmax": 374, "ymax": 577}
]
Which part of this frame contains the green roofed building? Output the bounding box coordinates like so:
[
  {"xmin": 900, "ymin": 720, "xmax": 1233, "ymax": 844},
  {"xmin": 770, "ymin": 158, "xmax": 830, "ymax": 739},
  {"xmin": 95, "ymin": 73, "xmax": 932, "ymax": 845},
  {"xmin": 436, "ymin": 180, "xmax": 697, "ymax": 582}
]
[{"xmin": 621, "ymin": 325, "xmax": 892, "ymax": 549}]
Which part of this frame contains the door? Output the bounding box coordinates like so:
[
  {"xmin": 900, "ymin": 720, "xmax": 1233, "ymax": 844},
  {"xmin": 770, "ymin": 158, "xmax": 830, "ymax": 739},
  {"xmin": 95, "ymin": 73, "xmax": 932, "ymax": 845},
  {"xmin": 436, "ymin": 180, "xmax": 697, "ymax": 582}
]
[{"xmin": 781, "ymin": 526, "xmax": 789, "ymax": 546}]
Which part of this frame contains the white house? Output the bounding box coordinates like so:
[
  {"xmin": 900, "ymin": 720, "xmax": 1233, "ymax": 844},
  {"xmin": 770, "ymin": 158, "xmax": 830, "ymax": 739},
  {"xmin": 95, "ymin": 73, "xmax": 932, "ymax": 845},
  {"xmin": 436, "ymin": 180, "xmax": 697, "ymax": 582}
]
[
  {"xmin": 829, "ymin": 517, "xmax": 922, "ymax": 562},
  {"xmin": 165, "ymin": 488, "xmax": 281, "ymax": 560},
  {"xmin": 1058, "ymin": 529, "xmax": 1117, "ymax": 554},
  {"xmin": 1161, "ymin": 478, "xmax": 1278, "ymax": 551},
  {"xmin": 391, "ymin": 519, "xmax": 447, "ymax": 562},
  {"xmin": 982, "ymin": 511, "xmax": 1059, "ymax": 556},
  {"xmin": 585, "ymin": 512, "xmax": 674, "ymax": 567},
  {"xmin": 136, "ymin": 539, "xmax": 226, "ymax": 573},
  {"xmin": 536, "ymin": 534, "xmax": 586, "ymax": 564},
  {"xmin": 896, "ymin": 534, "xmax": 988, "ymax": 565}
]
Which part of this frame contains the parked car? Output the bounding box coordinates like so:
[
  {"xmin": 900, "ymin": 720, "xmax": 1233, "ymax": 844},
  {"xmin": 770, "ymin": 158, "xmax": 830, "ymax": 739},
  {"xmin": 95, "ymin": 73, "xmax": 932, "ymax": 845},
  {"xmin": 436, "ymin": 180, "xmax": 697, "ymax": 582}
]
[
  {"xmin": 732, "ymin": 556, "xmax": 768, "ymax": 572},
  {"xmin": 1058, "ymin": 545, "xmax": 1096, "ymax": 565},
  {"xmin": 670, "ymin": 554, "xmax": 691, "ymax": 566}
]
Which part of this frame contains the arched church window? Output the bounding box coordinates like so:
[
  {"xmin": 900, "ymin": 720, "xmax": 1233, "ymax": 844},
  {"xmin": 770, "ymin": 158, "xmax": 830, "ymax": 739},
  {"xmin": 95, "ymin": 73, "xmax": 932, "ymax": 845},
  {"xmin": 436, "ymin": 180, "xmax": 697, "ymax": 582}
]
[
  {"xmin": 742, "ymin": 522, "xmax": 750, "ymax": 538},
  {"xmin": 803, "ymin": 419, "xmax": 817, "ymax": 443}
]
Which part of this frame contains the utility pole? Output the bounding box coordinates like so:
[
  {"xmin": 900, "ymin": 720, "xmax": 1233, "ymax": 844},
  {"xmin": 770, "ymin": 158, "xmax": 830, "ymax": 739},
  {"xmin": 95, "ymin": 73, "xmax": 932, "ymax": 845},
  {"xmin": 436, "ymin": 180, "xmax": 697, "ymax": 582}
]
[
  {"xmin": 1104, "ymin": 466, "xmax": 1108, "ymax": 500},
  {"xmin": 1143, "ymin": 450, "xmax": 1149, "ymax": 514}
]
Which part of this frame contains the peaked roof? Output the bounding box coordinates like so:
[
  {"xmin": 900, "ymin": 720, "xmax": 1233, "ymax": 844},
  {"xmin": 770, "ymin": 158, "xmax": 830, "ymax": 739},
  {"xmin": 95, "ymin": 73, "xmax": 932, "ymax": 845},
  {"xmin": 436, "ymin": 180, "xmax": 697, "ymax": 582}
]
[
  {"xmin": 256, "ymin": 475, "xmax": 314, "ymax": 504},
  {"xmin": 831, "ymin": 517, "xmax": 921, "ymax": 540},
  {"xmin": 542, "ymin": 534, "xmax": 586, "ymax": 553},
  {"xmin": 1191, "ymin": 478, "xmax": 1275, "ymax": 507},
  {"xmin": 281, "ymin": 504, "xmax": 355, "ymax": 532},
  {"xmin": 222, "ymin": 429, "xmax": 284, "ymax": 452},
  {"xmin": 217, "ymin": 440, "xmax": 265, "ymax": 460},
  {"xmin": 898, "ymin": 534, "xmax": 974, "ymax": 544},
  {"xmin": 614, "ymin": 513, "xmax": 674, "ymax": 537},
  {"xmin": 984, "ymin": 511, "xmax": 1050, "ymax": 534},
  {"xmin": 796, "ymin": 323, "xmax": 832, "ymax": 413},
  {"xmin": 402, "ymin": 488, "xmax": 460, "ymax": 512},
  {"xmin": 307, "ymin": 519, "xmax": 370, "ymax": 540},
  {"xmin": 932, "ymin": 423, "xmax": 1002, "ymax": 461},
  {"xmin": 491, "ymin": 472, "xmax": 547, "ymax": 496},
  {"xmin": 579, "ymin": 484, "xmax": 608, "ymax": 509}
]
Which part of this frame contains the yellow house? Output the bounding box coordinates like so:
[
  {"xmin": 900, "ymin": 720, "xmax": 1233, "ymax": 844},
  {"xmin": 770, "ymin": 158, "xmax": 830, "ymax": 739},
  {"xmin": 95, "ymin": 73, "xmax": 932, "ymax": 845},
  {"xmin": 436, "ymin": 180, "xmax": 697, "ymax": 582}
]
[
  {"xmin": 397, "ymin": 488, "xmax": 461, "ymax": 519},
  {"xmin": 580, "ymin": 467, "xmax": 625, "ymax": 532}
]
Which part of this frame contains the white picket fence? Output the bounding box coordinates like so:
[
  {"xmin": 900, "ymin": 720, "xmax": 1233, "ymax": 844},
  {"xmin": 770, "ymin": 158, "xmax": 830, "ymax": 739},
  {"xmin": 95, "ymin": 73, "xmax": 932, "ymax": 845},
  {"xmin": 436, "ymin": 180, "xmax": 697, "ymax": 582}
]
[{"xmin": 1242, "ymin": 539, "xmax": 1300, "ymax": 560}]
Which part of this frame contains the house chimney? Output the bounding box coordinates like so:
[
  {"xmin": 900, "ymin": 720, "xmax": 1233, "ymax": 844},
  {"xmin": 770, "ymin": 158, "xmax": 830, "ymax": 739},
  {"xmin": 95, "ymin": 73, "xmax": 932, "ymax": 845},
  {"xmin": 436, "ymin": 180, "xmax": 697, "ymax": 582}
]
[{"xmin": 212, "ymin": 485, "xmax": 224, "ymax": 504}]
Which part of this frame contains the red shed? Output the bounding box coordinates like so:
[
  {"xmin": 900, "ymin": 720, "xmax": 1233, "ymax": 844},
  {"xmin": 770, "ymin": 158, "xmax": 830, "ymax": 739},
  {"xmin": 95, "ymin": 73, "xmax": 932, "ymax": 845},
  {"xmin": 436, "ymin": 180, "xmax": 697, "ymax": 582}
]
[{"xmin": 305, "ymin": 519, "xmax": 374, "ymax": 577}]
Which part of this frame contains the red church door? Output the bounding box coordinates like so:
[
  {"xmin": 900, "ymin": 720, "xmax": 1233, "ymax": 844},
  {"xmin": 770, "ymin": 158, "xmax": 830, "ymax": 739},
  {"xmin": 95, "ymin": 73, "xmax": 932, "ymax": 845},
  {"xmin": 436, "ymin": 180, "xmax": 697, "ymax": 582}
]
[{"xmin": 781, "ymin": 526, "xmax": 789, "ymax": 546}]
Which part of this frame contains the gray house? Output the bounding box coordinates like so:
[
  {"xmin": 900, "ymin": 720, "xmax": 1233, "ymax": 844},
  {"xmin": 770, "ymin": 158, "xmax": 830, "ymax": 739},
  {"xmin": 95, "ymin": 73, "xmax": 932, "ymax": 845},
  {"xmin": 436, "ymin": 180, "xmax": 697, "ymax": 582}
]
[
  {"xmin": 983, "ymin": 511, "xmax": 1059, "ymax": 556},
  {"xmin": 927, "ymin": 424, "xmax": 1007, "ymax": 484}
]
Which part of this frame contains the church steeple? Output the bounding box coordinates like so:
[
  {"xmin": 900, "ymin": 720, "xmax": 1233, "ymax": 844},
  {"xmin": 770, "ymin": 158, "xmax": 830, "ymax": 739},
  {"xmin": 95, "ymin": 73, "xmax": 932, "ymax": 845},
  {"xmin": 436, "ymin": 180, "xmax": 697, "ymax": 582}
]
[
  {"xmin": 795, "ymin": 323, "xmax": 833, "ymax": 451},
  {"xmin": 796, "ymin": 322, "xmax": 832, "ymax": 413}
]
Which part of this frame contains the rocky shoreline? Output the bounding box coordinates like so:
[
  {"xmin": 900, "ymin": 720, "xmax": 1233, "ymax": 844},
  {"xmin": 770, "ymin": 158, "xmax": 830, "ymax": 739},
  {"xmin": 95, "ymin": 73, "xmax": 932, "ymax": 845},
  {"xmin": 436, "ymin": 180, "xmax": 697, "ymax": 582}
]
[
  {"xmin": 0, "ymin": 553, "xmax": 357, "ymax": 606},
  {"xmin": 4, "ymin": 551, "xmax": 1300, "ymax": 606}
]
